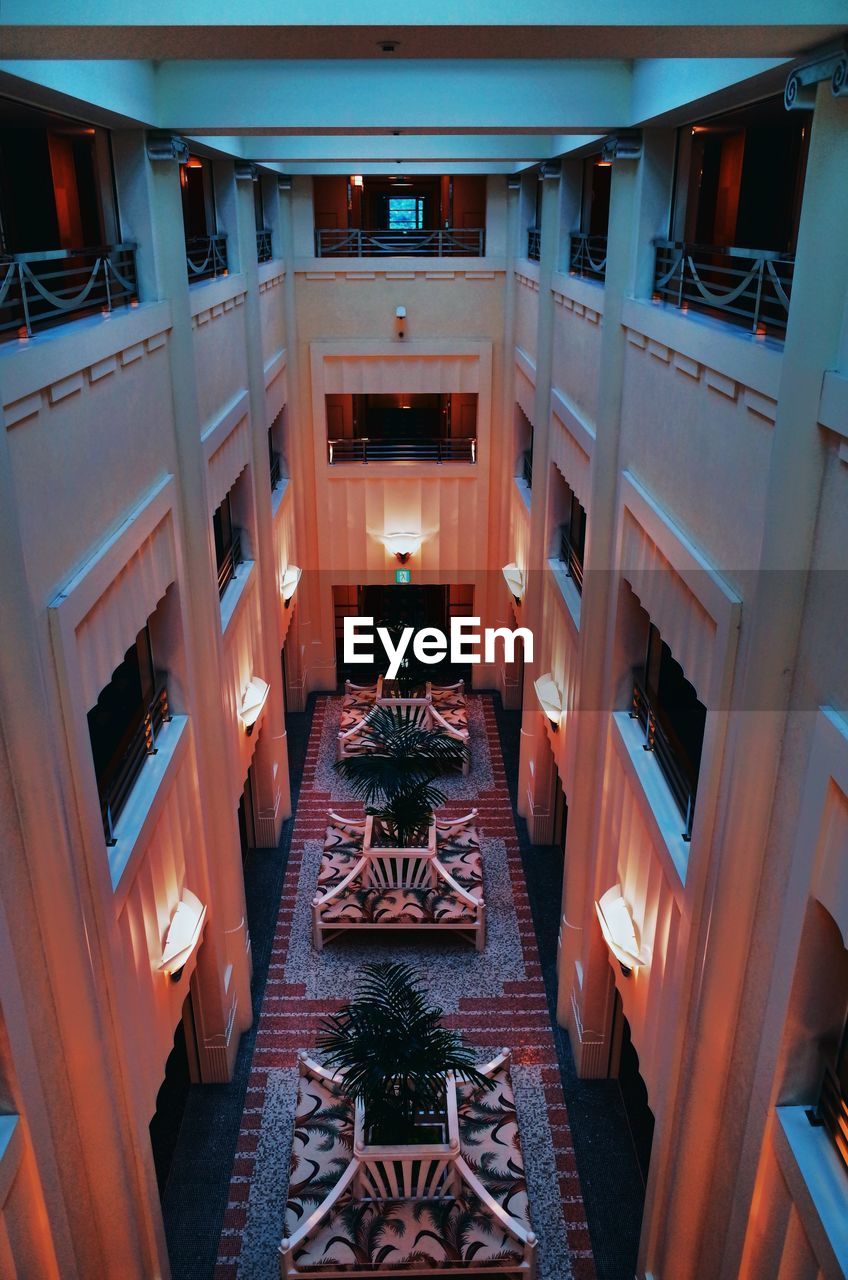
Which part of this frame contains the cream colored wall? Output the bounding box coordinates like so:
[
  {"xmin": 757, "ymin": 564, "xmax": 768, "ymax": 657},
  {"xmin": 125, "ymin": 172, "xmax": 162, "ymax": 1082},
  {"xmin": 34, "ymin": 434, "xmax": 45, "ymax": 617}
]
[
  {"xmin": 514, "ymin": 272, "xmax": 539, "ymax": 364},
  {"xmin": 551, "ymin": 274, "xmax": 602, "ymax": 430},
  {"xmin": 192, "ymin": 278, "xmax": 249, "ymax": 431}
]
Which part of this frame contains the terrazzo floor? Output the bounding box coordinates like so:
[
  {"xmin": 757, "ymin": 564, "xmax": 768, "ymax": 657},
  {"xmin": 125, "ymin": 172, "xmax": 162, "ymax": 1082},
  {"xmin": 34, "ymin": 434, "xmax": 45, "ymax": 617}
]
[{"xmin": 212, "ymin": 695, "xmax": 595, "ymax": 1279}]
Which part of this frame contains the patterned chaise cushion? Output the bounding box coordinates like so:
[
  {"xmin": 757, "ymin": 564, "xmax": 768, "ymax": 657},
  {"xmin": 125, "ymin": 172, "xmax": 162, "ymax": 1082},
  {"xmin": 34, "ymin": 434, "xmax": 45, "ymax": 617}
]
[
  {"xmin": 320, "ymin": 885, "xmax": 477, "ymax": 925},
  {"xmin": 286, "ymin": 1073, "xmax": 354, "ymax": 1238},
  {"xmin": 457, "ymin": 1066, "xmax": 530, "ymax": 1231},
  {"xmin": 319, "ymin": 822, "xmax": 366, "ymax": 889},
  {"xmin": 293, "ymin": 1196, "xmax": 523, "ymax": 1271},
  {"xmin": 436, "ymin": 822, "xmax": 482, "ymax": 892}
]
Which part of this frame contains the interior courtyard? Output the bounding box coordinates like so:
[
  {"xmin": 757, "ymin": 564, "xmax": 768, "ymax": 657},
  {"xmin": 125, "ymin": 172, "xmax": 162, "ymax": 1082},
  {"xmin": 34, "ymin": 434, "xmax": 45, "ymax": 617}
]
[{"xmin": 0, "ymin": 7, "xmax": 847, "ymax": 1280}]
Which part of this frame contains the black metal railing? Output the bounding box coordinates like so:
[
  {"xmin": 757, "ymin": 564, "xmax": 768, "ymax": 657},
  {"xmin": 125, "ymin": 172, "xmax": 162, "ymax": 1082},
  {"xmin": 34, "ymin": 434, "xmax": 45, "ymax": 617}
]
[
  {"xmin": 100, "ymin": 680, "xmax": 171, "ymax": 845},
  {"xmin": 817, "ymin": 1064, "xmax": 848, "ymax": 1173},
  {"xmin": 570, "ymin": 232, "xmax": 607, "ymax": 282},
  {"xmin": 185, "ymin": 233, "xmax": 228, "ymax": 283},
  {"xmin": 328, "ymin": 436, "xmax": 476, "ymax": 464},
  {"xmin": 521, "ymin": 449, "xmax": 533, "ymax": 488},
  {"xmin": 270, "ymin": 451, "xmax": 282, "ymax": 489},
  {"xmin": 0, "ymin": 244, "xmax": 138, "ymax": 340},
  {"xmin": 630, "ymin": 676, "xmax": 698, "ymax": 841},
  {"xmin": 653, "ymin": 240, "xmax": 795, "ymax": 337},
  {"xmin": 217, "ymin": 528, "xmax": 243, "ymax": 598},
  {"xmin": 559, "ymin": 527, "xmax": 584, "ymax": 594},
  {"xmin": 527, "ymin": 227, "xmax": 541, "ymax": 262},
  {"xmin": 256, "ymin": 228, "xmax": 273, "ymax": 263},
  {"xmin": 315, "ymin": 228, "xmax": 485, "ymax": 258}
]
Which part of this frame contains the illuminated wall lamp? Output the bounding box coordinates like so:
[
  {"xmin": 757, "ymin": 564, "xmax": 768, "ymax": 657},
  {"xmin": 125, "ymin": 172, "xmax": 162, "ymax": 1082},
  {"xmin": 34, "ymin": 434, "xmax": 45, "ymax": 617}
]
[
  {"xmin": 595, "ymin": 885, "xmax": 650, "ymax": 978},
  {"xmin": 281, "ymin": 564, "xmax": 302, "ymax": 607},
  {"xmin": 158, "ymin": 889, "xmax": 207, "ymax": 982},
  {"xmin": 502, "ymin": 563, "xmax": 525, "ymax": 603},
  {"xmin": 239, "ymin": 676, "xmax": 270, "ymax": 736},
  {"xmin": 533, "ymin": 673, "xmax": 563, "ymax": 730},
  {"xmin": 383, "ymin": 532, "xmax": 421, "ymax": 564}
]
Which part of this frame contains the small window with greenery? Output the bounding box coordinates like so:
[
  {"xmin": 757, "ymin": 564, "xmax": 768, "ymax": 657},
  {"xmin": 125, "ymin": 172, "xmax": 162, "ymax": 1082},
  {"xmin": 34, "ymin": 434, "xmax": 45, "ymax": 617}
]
[
  {"xmin": 213, "ymin": 491, "xmax": 243, "ymax": 598},
  {"xmin": 631, "ymin": 624, "xmax": 706, "ymax": 841},
  {"xmin": 87, "ymin": 624, "xmax": 170, "ymax": 845},
  {"xmin": 560, "ymin": 488, "xmax": 587, "ymax": 593}
]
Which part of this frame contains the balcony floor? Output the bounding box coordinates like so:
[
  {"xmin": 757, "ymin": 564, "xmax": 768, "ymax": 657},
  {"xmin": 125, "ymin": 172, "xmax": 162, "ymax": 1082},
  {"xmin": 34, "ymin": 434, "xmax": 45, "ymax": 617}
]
[{"xmin": 161, "ymin": 693, "xmax": 644, "ymax": 1280}]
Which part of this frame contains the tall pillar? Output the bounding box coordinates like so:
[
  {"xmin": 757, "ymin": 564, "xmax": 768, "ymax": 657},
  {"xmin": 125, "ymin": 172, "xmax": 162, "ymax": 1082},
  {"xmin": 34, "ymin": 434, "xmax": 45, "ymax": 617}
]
[
  {"xmin": 555, "ymin": 131, "xmax": 676, "ymax": 1061},
  {"xmin": 515, "ymin": 165, "xmax": 562, "ymax": 841},
  {"xmin": 225, "ymin": 167, "xmax": 292, "ymax": 835},
  {"xmin": 115, "ymin": 134, "xmax": 252, "ymax": 1081},
  {"xmin": 650, "ymin": 84, "xmax": 848, "ymax": 1280}
]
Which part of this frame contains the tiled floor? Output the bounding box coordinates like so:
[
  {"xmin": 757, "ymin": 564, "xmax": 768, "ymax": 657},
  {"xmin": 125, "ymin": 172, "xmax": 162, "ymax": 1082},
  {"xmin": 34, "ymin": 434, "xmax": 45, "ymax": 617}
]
[{"xmin": 163, "ymin": 692, "xmax": 644, "ymax": 1280}]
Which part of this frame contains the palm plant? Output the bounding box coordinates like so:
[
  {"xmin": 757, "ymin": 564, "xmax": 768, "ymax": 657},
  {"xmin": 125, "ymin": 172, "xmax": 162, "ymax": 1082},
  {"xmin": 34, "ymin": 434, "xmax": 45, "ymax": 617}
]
[
  {"xmin": 317, "ymin": 962, "xmax": 492, "ymax": 1145},
  {"xmin": 334, "ymin": 705, "xmax": 468, "ymax": 847}
]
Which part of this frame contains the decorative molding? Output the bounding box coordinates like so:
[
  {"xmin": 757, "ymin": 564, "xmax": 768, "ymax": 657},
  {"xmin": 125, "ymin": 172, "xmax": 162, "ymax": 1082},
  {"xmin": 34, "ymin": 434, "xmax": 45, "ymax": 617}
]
[{"xmin": 785, "ymin": 42, "xmax": 848, "ymax": 109}]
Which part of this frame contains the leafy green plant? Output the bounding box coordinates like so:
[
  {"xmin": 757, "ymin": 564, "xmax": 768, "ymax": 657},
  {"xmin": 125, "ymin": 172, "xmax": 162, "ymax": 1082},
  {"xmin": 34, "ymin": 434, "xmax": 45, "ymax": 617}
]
[
  {"xmin": 317, "ymin": 962, "xmax": 492, "ymax": 1144},
  {"xmin": 334, "ymin": 705, "xmax": 468, "ymax": 846}
]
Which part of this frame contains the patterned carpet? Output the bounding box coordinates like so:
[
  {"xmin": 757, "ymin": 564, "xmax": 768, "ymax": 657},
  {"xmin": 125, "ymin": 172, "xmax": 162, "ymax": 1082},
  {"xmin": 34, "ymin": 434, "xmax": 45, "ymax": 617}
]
[{"xmin": 213, "ymin": 695, "xmax": 595, "ymax": 1280}]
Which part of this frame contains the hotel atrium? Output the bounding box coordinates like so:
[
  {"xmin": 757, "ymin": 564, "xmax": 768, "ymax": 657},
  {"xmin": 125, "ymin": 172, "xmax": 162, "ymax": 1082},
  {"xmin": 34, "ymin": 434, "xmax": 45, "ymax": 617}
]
[{"xmin": 1, "ymin": 6, "xmax": 848, "ymax": 1279}]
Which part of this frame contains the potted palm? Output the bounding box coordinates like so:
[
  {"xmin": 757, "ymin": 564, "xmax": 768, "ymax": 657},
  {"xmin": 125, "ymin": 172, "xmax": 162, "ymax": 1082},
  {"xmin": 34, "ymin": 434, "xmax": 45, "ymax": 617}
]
[
  {"xmin": 317, "ymin": 961, "xmax": 491, "ymax": 1146},
  {"xmin": 333, "ymin": 705, "xmax": 468, "ymax": 848}
]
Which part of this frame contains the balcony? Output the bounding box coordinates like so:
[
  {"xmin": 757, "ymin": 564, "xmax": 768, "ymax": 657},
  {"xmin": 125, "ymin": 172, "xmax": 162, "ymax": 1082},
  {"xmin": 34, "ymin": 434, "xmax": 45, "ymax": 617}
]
[
  {"xmin": 559, "ymin": 526, "xmax": 584, "ymax": 594},
  {"xmin": 217, "ymin": 527, "xmax": 243, "ymax": 598},
  {"xmin": 629, "ymin": 675, "xmax": 698, "ymax": 841},
  {"xmin": 328, "ymin": 436, "xmax": 476, "ymax": 464},
  {"xmin": 521, "ymin": 449, "xmax": 533, "ymax": 488},
  {"xmin": 527, "ymin": 227, "xmax": 541, "ymax": 262},
  {"xmin": 270, "ymin": 450, "xmax": 282, "ymax": 490},
  {"xmin": 0, "ymin": 244, "xmax": 138, "ymax": 341},
  {"xmin": 314, "ymin": 227, "xmax": 485, "ymax": 258},
  {"xmin": 256, "ymin": 228, "xmax": 273, "ymax": 263},
  {"xmin": 100, "ymin": 680, "xmax": 171, "ymax": 845},
  {"xmin": 186, "ymin": 233, "xmax": 228, "ymax": 284},
  {"xmin": 569, "ymin": 232, "xmax": 607, "ymax": 283},
  {"xmin": 653, "ymin": 240, "xmax": 794, "ymax": 338}
]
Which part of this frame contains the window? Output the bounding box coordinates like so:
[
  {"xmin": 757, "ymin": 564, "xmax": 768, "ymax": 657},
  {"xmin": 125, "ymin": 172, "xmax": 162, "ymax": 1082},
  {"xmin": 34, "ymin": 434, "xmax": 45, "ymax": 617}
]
[
  {"xmin": 560, "ymin": 490, "xmax": 587, "ymax": 593},
  {"xmin": 387, "ymin": 197, "xmax": 425, "ymax": 230},
  {"xmin": 632, "ymin": 624, "xmax": 706, "ymax": 840},
  {"xmin": 87, "ymin": 624, "xmax": 169, "ymax": 843},
  {"xmin": 268, "ymin": 425, "xmax": 281, "ymax": 490},
  {"xmin": 213, "ymin": 492, "xmax": 243, "ymax": 597}
]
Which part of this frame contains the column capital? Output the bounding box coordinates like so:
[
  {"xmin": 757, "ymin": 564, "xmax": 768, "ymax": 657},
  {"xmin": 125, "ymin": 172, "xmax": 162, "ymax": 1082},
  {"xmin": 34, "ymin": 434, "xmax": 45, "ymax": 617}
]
[
  {"xmin": 784, "ymin": 40, "xmax": 848, "ymax": 109},
  {"xmin": 600, "ymin": 131, "xmax": 642, "ymax": 163},
  {"xmin": 145, "ymin": 132, "xmax": 189, "ymax": 163}
]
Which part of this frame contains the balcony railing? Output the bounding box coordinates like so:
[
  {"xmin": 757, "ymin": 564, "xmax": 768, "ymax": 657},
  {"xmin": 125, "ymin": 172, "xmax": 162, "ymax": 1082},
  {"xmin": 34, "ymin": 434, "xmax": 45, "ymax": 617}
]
[
  {"xmin": 0, "ymin": 244, "xmax": 138, "ymax": 340},
  {"xmin": 653, "ymin": 239, "xmax": 794, "ymax": 337},
  {"xmin": 186, "ymin": 233, "xmax": 228, "ymax": 283},
  {"xmin": 630, "ymin": 676, "xmax": 697, "ymax": 842},
  {"xmin": 570, "ymin": 232, "xmax": 607, "ymax": 282},
  {"xmin": 521, "ymin": 449, "xmax": 533, "ymax": 489},
  {"xmin": 101, "ymin": 680, "xmax": 171, "ymax": 845},
  {"xmin": 527, "ymin": 227, "xmax": 541, "ymax": 262},
  {"xmin": 256, "ymin": 228, "xmax": 273, "ymax": 263},
  {"xmin": 217, "ymin": 528, "xmax": 243, "ymax": 598},
  {"xmin": 328, "ymin": 436, "xmax": 477, "ymax": 464},
  {"xmin": 315, "ymin": 227, "xmax": 485, "ymax": 258},
  {"xmin": 270, "ymin": 450, "xmax": 282, "ymax": 489},
  {"xmin": 817, "ymin": 1063, "xmax": 848, "ymax": 1173},
  {"xmin": 559, "ymin": 527, "xmax": 584, "ymax": 594}
]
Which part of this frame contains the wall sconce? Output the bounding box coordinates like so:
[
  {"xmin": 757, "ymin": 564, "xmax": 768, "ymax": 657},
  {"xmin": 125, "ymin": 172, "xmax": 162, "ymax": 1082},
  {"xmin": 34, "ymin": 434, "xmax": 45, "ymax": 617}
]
[
  {"xmin": 158, "ymin": 889, "xmax": 207, "ymax": 982},
  {"xmin": 351, "ymin": 174, "xmax": 364, "ymax": 187},
  {"xmin": 280, "ymin": 564, "xmax": 302, "ymax": 607},
  {"xmin": 382, "ymin": 532, "xmax": 420, "ymax": 564},
  {"xmin": 502, "ymin": 563, "xmax": 525, "ymax": 603},
  {"xmin": 533, "ymin": 673, "xmax": 563, "ymax": 730},
  {"xmin": 595, "ymin": 885, "xmax": 650, "ymax": 978},
  {"xmin": 239, "ymin": 676, "xmax": 270, "ymax": 735}
]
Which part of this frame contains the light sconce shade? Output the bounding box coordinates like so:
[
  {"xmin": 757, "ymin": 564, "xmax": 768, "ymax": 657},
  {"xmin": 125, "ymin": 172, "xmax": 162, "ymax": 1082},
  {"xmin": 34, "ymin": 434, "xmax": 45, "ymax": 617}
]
[
  {"xmin": 595, "ymin": 885, "xmax": 650, "ymax": 977},
  {"xmin": 281, "ymin": 564, "xmax": 302, "ymax": 606},
  {"xmin": 158, "ymin": 889, "xmax": 207, "ymax": 981},
  {"xmin": 239, "ymin": 676, "xmax": 270, "ymax": 735},
  {"xmin": 502, "ymin": 563, "xmax": 525, "ymax": 603},
  {"xmin": 351, "ymin": 174, "xmax": 364, "ymax": 187},
  {"xmin": 383, "ymin": 532, "xmax": 421, "ymax": 564},
  {"xmin": 534, "ymin": 673, "xmax": 563, "ymax": 729}
]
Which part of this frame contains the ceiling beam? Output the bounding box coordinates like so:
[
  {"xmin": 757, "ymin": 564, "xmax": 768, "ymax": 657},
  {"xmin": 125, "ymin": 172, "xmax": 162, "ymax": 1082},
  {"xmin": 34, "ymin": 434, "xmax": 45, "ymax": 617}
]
[{"xmin": 197, "ymin": 134, "xmax": 591, "ymax": 162}]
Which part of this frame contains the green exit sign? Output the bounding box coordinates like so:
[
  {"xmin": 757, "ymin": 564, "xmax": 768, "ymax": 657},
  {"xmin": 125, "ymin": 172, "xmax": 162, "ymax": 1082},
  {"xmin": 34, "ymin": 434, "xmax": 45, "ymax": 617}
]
[{"xmin": 395, "ymin": 568, "xmax": 411, "ymax": 585}]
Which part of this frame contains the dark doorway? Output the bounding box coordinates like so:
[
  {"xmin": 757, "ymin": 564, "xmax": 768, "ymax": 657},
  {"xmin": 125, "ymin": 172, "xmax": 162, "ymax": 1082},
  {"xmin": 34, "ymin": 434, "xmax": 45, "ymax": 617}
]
[
  {"xmin": 552, "ymin": 768, "xmax": 568, "ymax": 856},
  {"xmin": 149, "ymin": 993, "xmax": 199, "ymax": 1197},
  {"xmin": 237, "ymin": 763, "xmax": 257, "ymax": 864},
  {"xmin": 610, "ymin": 987, "xmax": 655, "ymax": 1184}
]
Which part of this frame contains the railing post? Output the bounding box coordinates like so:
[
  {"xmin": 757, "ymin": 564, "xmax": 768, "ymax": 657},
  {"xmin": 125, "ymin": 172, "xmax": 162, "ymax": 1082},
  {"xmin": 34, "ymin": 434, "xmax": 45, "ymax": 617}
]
[
  {"xmin": 18, "ymin": 264, "xmax": 32, "ymax": 338},
  {"xmin": 751, "ymin": 256, "xmax": 765, "ymax": 333},
  {"xmin": 103, "ymin": 256, "xmax": 113, "ymax": 313}
]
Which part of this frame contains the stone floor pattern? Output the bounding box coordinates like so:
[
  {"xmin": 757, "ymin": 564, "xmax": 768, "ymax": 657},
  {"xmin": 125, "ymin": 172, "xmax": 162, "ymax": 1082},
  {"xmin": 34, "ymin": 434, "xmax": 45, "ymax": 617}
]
[{"xmin": 214, "ymin": 695, "xmax": 595, "ymax": 1280}]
